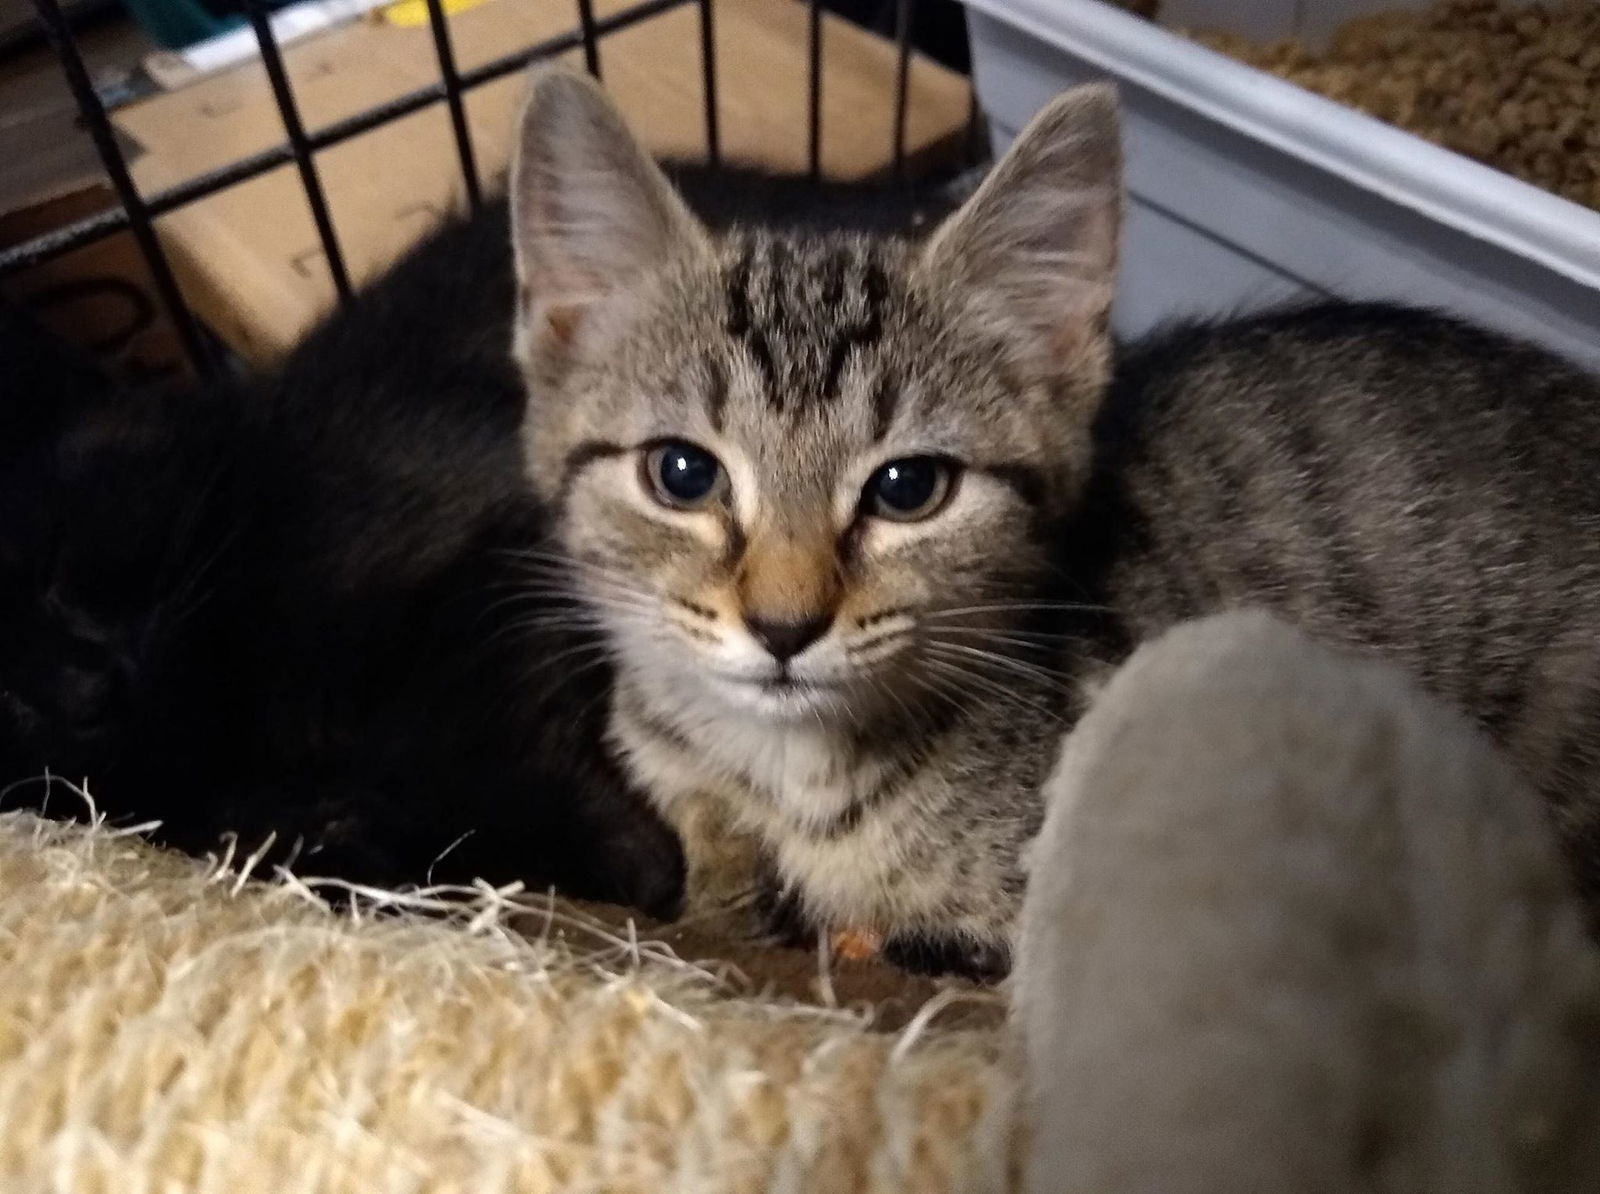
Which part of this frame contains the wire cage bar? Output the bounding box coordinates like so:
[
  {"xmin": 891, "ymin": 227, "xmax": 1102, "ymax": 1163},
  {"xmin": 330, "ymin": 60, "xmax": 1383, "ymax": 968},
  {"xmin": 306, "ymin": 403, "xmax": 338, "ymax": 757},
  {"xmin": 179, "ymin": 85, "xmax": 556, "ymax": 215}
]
[
  {"xmin": 26, "ymin": 0, "xmax": 215, "ymax": 371},
  {"xmin": 807, "ymin": 0, "xmax": 823, "ymax": 181},
  {"xmin": 892, "ymin": 0, "xmax": 914, "ymax": 180},
  {"xmin": 5, "ymin": 0, "xmax": 950, "ymax": 378},
  {"xmin": 696, "ymin": 0, "xmax": 718, "ymax": 167},
  {"xmin": 575, "ymin": 0, "xmax": 603, "ymax": 79},
  {"xmin": 423, "ymin": 0, "xmax": 484, "ymax": 210},
  {"xmin": 244, "ymin": 0, "xmax": 354, "ymax": 303}
]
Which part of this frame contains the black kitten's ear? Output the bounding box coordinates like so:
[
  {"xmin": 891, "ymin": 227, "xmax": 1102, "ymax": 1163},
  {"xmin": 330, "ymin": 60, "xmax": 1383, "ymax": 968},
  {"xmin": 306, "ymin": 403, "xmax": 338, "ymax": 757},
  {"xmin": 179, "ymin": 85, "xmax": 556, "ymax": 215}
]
[
  {"xmin": 918, "ymin": 84, "xmax": 1122, "ymax": 365},
  {"xmin": 509, "ymin": 68, "xmax": 709, "ymax": 366}
]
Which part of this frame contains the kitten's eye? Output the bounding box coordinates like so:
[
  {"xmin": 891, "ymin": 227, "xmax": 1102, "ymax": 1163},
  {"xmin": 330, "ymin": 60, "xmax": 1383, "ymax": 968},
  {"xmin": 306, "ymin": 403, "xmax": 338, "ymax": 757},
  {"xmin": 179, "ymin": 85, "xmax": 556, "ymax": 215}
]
[
  {"xmin": 643, "ymin": 440, "xmax": 727, "ymax": 510},
  {"xmin": 864, "ymin": 457, "xmax": 957, "ymax": 522}
]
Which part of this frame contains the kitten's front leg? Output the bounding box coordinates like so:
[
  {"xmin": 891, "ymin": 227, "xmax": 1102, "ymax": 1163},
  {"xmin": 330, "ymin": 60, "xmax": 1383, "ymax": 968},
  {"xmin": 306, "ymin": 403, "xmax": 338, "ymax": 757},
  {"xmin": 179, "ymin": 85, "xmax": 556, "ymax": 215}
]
[
  {"xmin": 610, "ymin": 702, "xmax": 769, "ymax": 922},
  {"xmin": 627, "ymin": 776, "xmax": 759, "ymax": 920}
]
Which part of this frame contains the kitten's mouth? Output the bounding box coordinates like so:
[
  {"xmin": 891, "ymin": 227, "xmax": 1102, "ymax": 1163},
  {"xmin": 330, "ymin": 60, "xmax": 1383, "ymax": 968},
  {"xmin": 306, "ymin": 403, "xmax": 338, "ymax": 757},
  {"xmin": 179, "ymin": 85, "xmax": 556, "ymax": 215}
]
[
  {"xmin": 759, "ymin": 675, "xmax": 834, "ymax": 694},
  {"xmin": 707, "ymin": 670, "xmax": 850, "ymax": 719},
  {"xmin": 707, "ymin": 667, "xmax": 840, "ymax": 693}
]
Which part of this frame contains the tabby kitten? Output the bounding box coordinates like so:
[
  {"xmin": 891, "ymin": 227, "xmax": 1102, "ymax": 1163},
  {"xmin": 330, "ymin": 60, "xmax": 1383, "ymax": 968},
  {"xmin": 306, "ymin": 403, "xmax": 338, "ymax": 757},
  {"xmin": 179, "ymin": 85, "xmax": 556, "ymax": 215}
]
[
  {"xmin": 509, "ymin": 71, "xmax": 1600, "ymax": 975},
  {"xmin": 509, "ymin": 72, "xmax": 1117, "ymax": 975}
]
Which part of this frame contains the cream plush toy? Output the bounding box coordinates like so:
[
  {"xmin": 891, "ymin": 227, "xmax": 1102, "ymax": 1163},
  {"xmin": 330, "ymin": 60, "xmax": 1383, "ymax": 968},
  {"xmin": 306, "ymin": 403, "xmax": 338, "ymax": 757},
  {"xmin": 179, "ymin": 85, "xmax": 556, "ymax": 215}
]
[{"xmin": 1018, "ymin": 611, "xmax": 1600, "ymax": 1192}]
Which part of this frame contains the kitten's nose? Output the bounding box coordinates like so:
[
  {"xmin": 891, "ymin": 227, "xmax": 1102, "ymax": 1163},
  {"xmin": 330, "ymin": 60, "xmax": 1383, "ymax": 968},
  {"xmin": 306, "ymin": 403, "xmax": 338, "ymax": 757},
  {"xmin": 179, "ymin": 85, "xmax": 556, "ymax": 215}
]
[{"xmin": 745, "ymin": 613, "xmax": 831, "ymax": 662}]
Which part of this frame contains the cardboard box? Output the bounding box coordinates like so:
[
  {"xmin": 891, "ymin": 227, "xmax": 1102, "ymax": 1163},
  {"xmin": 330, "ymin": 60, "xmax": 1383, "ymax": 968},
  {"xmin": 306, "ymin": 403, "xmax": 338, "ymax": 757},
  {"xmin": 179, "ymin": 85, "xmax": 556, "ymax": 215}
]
[
  {"xmin": 112, "ymin": 0, "xmax": 972, "ymax": 363},
  {"xmin": 0, "ymin": 21, "xmax": 194, "ymax": 382},
  {"xmin": 0, "ymin": 186, "xmax": 199, "ymax": 386}
]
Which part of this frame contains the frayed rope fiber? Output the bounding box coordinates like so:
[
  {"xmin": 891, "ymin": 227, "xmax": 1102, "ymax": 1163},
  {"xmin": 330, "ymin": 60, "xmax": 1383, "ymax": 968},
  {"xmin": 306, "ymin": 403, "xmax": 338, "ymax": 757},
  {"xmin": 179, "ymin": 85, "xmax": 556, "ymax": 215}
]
[{"xmin": 0, "ymin": 809, "xmax": 1019, "ymax": 1193}]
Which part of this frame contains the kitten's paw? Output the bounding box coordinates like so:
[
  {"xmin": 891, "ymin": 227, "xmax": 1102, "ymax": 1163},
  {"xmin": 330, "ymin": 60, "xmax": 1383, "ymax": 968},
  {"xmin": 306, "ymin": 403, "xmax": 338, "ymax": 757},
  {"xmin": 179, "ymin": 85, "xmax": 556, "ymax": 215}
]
[{"xmin": 882, "ymin": 932, "xmax": 1011, "ymax": 981}]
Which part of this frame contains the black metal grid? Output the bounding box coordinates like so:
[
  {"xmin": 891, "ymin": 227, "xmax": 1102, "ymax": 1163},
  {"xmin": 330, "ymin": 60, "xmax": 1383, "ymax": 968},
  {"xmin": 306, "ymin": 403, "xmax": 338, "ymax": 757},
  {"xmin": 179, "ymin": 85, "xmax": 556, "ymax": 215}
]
[{"xmin": 4, "ymin": 0, "xmax": 935, "ymax": 377}]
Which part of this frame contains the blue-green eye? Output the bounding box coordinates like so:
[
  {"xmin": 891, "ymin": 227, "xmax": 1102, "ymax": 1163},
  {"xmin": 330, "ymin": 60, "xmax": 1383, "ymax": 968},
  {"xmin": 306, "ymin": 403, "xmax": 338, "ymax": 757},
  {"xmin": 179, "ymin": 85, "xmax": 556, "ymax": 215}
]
[
  {"xmin": 643, "ymin": 440, "xmax": 727, "ymax": 509},
  {"xmin": 865, "ymin": 456, "xmax": 956, "ymax": 521}
]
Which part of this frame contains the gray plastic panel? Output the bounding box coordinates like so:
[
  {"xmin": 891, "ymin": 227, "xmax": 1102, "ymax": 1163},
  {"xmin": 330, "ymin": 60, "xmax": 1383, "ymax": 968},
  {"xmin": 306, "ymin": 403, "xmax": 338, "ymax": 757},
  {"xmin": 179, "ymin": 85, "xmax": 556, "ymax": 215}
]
[{"xmin": 966, "ymin": 2, "xmax": 1600, "ymax": 369}]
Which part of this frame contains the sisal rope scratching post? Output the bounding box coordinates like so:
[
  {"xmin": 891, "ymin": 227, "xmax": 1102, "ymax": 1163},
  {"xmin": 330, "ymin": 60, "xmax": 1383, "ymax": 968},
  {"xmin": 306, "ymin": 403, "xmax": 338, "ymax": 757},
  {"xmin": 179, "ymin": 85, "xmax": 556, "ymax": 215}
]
[{"xmin": 0, "ymin": 810, "xmax": 1019, "ymax": 1193}]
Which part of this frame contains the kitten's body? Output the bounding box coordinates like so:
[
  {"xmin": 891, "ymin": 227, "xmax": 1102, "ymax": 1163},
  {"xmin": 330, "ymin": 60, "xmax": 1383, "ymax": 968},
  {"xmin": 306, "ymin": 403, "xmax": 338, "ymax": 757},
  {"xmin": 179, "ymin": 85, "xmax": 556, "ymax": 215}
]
[
  {"xmin": 1096, "ymin": 304, "xmax": 1600, "ymax": 911},
  {"xmin": 508, "ymin": 73, "xmax": 1600, "ymax": 974}
]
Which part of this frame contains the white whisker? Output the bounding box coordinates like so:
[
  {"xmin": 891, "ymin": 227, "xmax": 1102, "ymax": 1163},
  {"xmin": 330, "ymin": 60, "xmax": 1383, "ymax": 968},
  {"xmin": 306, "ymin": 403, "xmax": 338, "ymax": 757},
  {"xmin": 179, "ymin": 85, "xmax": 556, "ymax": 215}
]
[
  {"xmin": 924, "ymin": 641, "xmax": 1075, "ymax": 692},
  {"xmin": 923, "ymin": 600, "xmax": 1111, "ymax": 619}
]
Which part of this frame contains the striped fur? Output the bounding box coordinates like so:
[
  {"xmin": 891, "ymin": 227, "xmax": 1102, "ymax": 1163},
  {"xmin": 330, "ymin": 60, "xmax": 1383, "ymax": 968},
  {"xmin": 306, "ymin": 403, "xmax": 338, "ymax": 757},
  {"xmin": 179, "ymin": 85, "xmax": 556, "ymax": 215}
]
[{"xmin": 509, "ymin": 71, "xmax": 1600, "ymax": 974}]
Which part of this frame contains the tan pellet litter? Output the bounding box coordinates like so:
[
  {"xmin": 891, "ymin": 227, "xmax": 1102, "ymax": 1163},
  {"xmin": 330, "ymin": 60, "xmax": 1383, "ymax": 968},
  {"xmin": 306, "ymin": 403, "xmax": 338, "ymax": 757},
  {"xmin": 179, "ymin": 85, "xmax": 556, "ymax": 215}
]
[{"xmin": 1189, "ymin": 0, "xmax": 1600, "ymax": 211}]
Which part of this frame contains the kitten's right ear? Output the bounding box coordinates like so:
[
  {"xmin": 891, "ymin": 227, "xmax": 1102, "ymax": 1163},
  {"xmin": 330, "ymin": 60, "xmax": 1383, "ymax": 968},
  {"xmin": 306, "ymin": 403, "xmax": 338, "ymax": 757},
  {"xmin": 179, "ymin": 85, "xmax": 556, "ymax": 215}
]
[
  {"xmin": 509, "ymin": 69, "xmax": 709, "ymax": 367},
  {"xmin": 918, "ymin": 85, "xmax": 1122, "ymax": 368}
]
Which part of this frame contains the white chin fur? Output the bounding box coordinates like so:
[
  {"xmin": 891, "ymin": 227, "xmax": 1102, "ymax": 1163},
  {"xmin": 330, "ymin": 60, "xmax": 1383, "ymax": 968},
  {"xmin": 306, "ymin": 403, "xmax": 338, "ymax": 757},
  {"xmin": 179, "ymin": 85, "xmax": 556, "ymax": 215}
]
[{"xmin": 703, "ymin": 675, "xmax": 850, "ymax": 724}]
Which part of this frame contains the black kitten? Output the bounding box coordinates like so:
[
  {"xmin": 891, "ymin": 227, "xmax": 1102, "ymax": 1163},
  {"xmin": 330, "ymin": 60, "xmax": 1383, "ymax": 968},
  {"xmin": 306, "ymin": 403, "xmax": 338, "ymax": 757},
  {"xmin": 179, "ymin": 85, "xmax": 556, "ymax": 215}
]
[
  {"xmin": 2, "ymin": 298, "xmax": 682, "ymax": 911},
  {"xmin": 0, "ymin": 164, "xmax": 948, "ymax": 917}
]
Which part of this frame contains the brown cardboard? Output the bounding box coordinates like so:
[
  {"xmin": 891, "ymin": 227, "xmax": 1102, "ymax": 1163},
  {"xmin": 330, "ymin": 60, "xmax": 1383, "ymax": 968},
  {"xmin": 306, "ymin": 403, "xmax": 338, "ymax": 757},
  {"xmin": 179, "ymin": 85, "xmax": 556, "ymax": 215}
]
[
  {"xmin": 1, "ymin": 185, "xmax": 196, "ymax": 385},
  {"xmin": 117, "ymin": 36, "xmax": 474, "ymax": 360},
  {"xmin": 0, "ymin": 23, "xmax": 193, "ymax": 382},
  {"xmin": 112, "ymin": 0, "xmax": 971, "ymax": 364}
]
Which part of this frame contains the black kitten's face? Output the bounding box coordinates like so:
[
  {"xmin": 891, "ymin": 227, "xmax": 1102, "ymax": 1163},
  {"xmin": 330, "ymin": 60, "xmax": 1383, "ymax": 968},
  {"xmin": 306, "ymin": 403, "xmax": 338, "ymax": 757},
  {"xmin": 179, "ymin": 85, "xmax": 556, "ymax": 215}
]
[{"xmin": 0, "ymin": 398, "xmax": 228, "ymax": 777}]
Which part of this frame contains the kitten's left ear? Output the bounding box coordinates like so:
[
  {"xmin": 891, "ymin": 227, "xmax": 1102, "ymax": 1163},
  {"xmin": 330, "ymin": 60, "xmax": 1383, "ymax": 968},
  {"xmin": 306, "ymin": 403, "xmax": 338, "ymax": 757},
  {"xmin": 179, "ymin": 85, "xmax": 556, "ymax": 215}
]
[
  {"xmin": 509, "ymin": 68, "xmax": 709, "ymax": 364},
  {"xmin": 918, "ymin": 84, "xmax": 1122, "ymax": 365}
]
